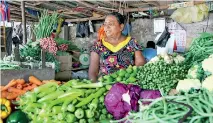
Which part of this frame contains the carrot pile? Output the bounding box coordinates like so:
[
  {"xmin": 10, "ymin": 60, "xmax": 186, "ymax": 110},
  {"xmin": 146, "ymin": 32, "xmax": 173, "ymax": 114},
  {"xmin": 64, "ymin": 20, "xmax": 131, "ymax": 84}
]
[
  {"xmin": 1, "ymin": 76, "xmax": 62, "ymax": 101},
  {"xmin": 1, "ymin": 76, "xmax": 42, "ymax": 100}
]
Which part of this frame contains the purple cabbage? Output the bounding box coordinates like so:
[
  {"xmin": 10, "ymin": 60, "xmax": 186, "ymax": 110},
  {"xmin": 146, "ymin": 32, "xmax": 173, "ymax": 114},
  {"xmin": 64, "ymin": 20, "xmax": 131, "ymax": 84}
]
[
  {"xmin": 104, "ymin": 83, "xmax": 142, "ymax": 120},
  {"xmin": 140, "ymin": 90, "xmax": 161, "ymax": 105}
]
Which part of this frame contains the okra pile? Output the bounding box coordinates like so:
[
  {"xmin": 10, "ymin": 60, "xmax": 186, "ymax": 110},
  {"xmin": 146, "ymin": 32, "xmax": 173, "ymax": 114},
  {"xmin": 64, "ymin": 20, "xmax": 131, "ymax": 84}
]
[
  {"xmin": 17, "ymin": 79, "xmax": 113, "ymax": 123},
  {"xmin": 137, "ymin": 59, "xmax": 188, "ymax": 94}
]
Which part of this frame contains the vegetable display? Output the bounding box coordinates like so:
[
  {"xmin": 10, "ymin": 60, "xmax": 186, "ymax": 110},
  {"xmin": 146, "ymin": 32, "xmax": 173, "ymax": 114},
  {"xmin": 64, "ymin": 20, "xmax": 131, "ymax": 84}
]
[
  {"xmin": 104, "ymin": 83, "xmax": 142, "ymax": 120},
  {"xmin": 184, "ymin": 33, "xmax": 213, "ymax": 67},
  {"xmin": 136, "ymin": 54, "xmax": 188, "ymax": 94},
  {"xmin": 1, "ymin": 77, "xmax": 39, "ymax": 100},
  {"xmin": 113, "ymin": 89, "xmax": 213, "ymax": 123},
  {"xmin": 54, "ymin": 38, "xmax": 80, "ymax": 52},
  {"xmin": 40, "ymin": 37, "xmax": 58, "ymax": 55},
  {"xmin": 0, "ymin": 62, "xmax": 22, "ymax": 70},
  {"xmin": 0, "ymin": 77, "xmax": 60, "ymax": 101},
  {"xmin": 16, "ymin": 80, "xmax": 112, "ymax": 122},
  {"xmin": 19, "ymin": 41, "xmax": 60, "ymax": 72},
  {"xmin": 33, "ymin": 10, "xmax": 58, "ymax": 40}
]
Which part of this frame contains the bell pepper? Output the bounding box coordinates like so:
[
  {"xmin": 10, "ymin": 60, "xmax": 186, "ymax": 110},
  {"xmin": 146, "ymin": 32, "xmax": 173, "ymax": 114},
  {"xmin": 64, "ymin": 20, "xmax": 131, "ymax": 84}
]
[
  {"xmin": 52, "ymin": 106, "xmax": 62, "ymax": 114},
  {"xmin": 6, "ymin": 110, "xmax": 29, "ymax": 123},
  {"xmin": 99, "ymin": 114, "xmax": 107, "ymax": 120},
  {"xmin": 100, "ymin": 119, "xmax": 111, "ymax": 123},
  {"xmin": 79, "ymin": 119, "xmax": 86, "ymax": 123},
  {"xmin": 99, "ymin": 96, "xmax": 105, "ymax": 103},
  {"xmin": 105, "ymin": 85, "xmax": 112, "ymax": 90},
  {"xmin": 57, "ymin": 113, "xmax": 65, "ymax": 120},
  {"xmin": 85, "ymin": 109, "xmax": 94, "ymax": 118},
  {"xmin": 87, "ymin": 118, "xmax": 95, "ymax": 123},
  {"xmin": 61, "ymin": 93, "xmax": 83, "ymax": 112},
  {"xmin": 67, "ymin": 104, "xmax": 75, "ymax": 112},
  {"xmin": 74, "ymin": 108, "xmax": 84, "ymax": 119},
  {"xmin": 0, "ymin": 98, "xmax": 11, "ymax": 119},
  {"xmin": 66, "ymin": 113, "xmax": 76, "ymax": 122},
  {"xmin": 94, "ymin": 111, "xmax": 100, "ymax": 119},
  {"xmin": 101, "ymin": 109, "xmax": 107, "ymax": 115},
  {"xmin": 107, "ymin": 114, "xmax": 113, "ymax": 119},
  {"xmin": 89, "ymin": 98, "xmax": 98, "ymax": 111}
]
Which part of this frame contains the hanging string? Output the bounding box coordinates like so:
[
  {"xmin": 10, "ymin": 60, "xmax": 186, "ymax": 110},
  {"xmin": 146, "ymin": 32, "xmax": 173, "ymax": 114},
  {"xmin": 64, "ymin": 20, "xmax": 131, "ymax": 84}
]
[{"xmin": 112, "ymin": 0, "xmax": 115, "ymax": 12}]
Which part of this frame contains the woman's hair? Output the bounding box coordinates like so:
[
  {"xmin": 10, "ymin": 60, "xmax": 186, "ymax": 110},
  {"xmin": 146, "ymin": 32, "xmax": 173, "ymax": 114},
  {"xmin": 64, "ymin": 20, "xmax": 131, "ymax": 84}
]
[{"xmin": 107, "ymin": 12, "xmax": 125, "ymax": 24}]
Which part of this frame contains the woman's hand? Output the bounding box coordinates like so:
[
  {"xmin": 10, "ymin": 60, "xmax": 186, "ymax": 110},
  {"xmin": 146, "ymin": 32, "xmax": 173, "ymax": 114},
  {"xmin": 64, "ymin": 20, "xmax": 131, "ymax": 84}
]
[
  {"xmin": 135, "ymin": 51, "xmax": 146, "ymax": 66},
  {"xmin": 88, "ymin": 52, "xmax": 100, "ymax": 82}
]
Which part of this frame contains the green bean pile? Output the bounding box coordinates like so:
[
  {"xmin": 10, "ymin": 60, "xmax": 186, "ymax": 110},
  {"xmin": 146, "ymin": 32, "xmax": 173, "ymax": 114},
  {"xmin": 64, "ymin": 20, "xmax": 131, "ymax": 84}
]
[
  {"xmin": 136, "ymin": 60, "xmax": 188, "ymax": 94},
  {"xmin": 34, "ymin": 10, "xmax": 59, "ymax": 40},
  {"xmin": 185, "ymin": 33, "xmax": 213, "ymax": 67},
  {"xmin": 112, "ymin": 89, "xmax": 213, "ymax": 123}
]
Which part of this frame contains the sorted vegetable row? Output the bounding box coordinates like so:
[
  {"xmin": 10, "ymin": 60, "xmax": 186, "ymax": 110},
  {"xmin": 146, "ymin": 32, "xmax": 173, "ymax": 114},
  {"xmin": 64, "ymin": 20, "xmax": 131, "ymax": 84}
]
[
  {"xmin": 0, "ymin": 76, "xmax": 43, "ymax": 100},
  {"xmin": 113, "ymin": 89, "xmax": 213, "ymax": 123},
  {"xmin": 16, "ymin": 79, "xmax": 112, "ymax": 123},
  {"xmin": 136, "ymin": 54, "xmax": 188, "ymax": 94}
]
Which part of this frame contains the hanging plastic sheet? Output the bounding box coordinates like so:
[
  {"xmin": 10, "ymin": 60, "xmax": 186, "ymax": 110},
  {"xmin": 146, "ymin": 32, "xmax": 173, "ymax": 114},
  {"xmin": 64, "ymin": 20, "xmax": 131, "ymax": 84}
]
[
  {"xmin": 156, "ymin": 27, "xmax": 170, "ymax": 47},
  {"xmin": 5, "ymin": 27, "xmax": 13, "ymax": 55},
  {"xmin": 0, "ymin": 1, "xmax": 10, "ymax": 21},
  {"xmin": 88, "ymin": 20, "xmax": 94, "ymax": 33},
  {"xmin": 84, "ymin": 21, "xmax": 90, "ymax": 37},
  {"xmin": 122, "ymin": 23, "xmax": 131, "ymax": 36},
  {"xmin": 76, "ymin": 22, "xmax": 85, "ymax": 38},
  {"xmin": 76, "ymin": 22, "xmax": 90, "ymax": 38},
  {"xmin": 26, "ymin": 8, "xmax": 40, "ymax": 17}
]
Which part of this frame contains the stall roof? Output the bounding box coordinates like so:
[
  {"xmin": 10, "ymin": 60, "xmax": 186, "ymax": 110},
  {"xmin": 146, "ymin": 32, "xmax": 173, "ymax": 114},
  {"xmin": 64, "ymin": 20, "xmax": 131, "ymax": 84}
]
[{"xmin": 7, "ymin": 1, "xmax": 204, "ymax": 22}]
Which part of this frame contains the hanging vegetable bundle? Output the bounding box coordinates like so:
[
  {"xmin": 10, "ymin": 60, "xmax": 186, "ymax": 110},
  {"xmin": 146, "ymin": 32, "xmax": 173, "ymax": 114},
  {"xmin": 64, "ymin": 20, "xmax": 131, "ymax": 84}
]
[
  {"xmin": 33, "ymin": 10, "xmax": 58, "ymax": 40},
  {"xmin": 40, "ymin": 37, "xmax": 58, "ymax": 55}
]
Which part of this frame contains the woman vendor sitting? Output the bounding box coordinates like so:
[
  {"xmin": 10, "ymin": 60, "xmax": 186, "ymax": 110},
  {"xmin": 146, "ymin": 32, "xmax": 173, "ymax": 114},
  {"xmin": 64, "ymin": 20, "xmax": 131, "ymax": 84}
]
[{"xmin": 89, "ymin": 12, "xmax": 146, "ymax": 82}]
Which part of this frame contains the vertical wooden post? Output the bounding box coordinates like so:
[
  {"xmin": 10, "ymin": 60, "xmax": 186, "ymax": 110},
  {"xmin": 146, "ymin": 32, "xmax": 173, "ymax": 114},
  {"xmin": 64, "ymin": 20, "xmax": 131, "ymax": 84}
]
[
  {"xmin": 41, "ymin": 49, "xmax": 46, "ymax": 68},
  {"xmin": 21, "ymin": 1, "xmax": 27, "ymax": 44}
]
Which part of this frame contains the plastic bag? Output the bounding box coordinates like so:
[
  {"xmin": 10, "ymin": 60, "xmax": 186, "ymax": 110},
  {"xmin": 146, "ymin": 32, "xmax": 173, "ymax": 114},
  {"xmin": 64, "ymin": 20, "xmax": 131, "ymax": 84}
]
[
  {"xmin": 156, "ymin": 27, "xmax": 170, "ymax": 47},
  {"xmin": 84, "ymin": 22, "xmax": 90, "ymax": 37},
  {"xmin": 89, "ymin": 20, "xmax": 94, "ymax": 33},
  {"xmin": 171, "ymin": 4, "xmax": 209, "ymax": 24},
  {"xmin": 76, "ymin": 22, "xmax": 85, "ymax": 38},
  {"xmin": 72, "ymin": 70, "xmax": 88, "ymax": 79}
]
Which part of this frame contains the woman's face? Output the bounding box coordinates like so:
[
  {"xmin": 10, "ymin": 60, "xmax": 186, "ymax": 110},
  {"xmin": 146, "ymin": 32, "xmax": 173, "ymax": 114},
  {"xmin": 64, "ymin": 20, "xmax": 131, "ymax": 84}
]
[{"xmin": 103, "ymin": 15, "xmax": 124, "ymax": 38}]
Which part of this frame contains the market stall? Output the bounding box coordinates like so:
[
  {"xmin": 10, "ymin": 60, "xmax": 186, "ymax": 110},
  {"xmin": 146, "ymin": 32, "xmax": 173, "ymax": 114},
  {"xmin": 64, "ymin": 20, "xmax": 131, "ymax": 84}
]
[{"xmin": 1, "ymin": 1, "xmax": 213, "ymax": 123}]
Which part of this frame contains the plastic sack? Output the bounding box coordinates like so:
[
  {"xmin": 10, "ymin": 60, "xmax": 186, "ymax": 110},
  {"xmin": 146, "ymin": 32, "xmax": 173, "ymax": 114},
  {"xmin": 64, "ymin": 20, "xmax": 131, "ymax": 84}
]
[
  {"xmin": 171, "ymin": 4, "xmax": 209, "ymax": 24},
  {"xmin": 72, "ymin": 70, "xmax": 88, "ymax": 79},
  {"xmin": 156, "ymin": 27, "xmax": 170, "ymax": 47}
]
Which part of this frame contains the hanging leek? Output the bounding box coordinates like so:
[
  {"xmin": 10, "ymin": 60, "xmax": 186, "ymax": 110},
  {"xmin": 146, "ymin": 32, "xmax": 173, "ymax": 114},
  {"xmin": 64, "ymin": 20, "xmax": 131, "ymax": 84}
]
[{"xmin": 33, "ymin": 10, "xmax": 59, "ymax": 40}]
